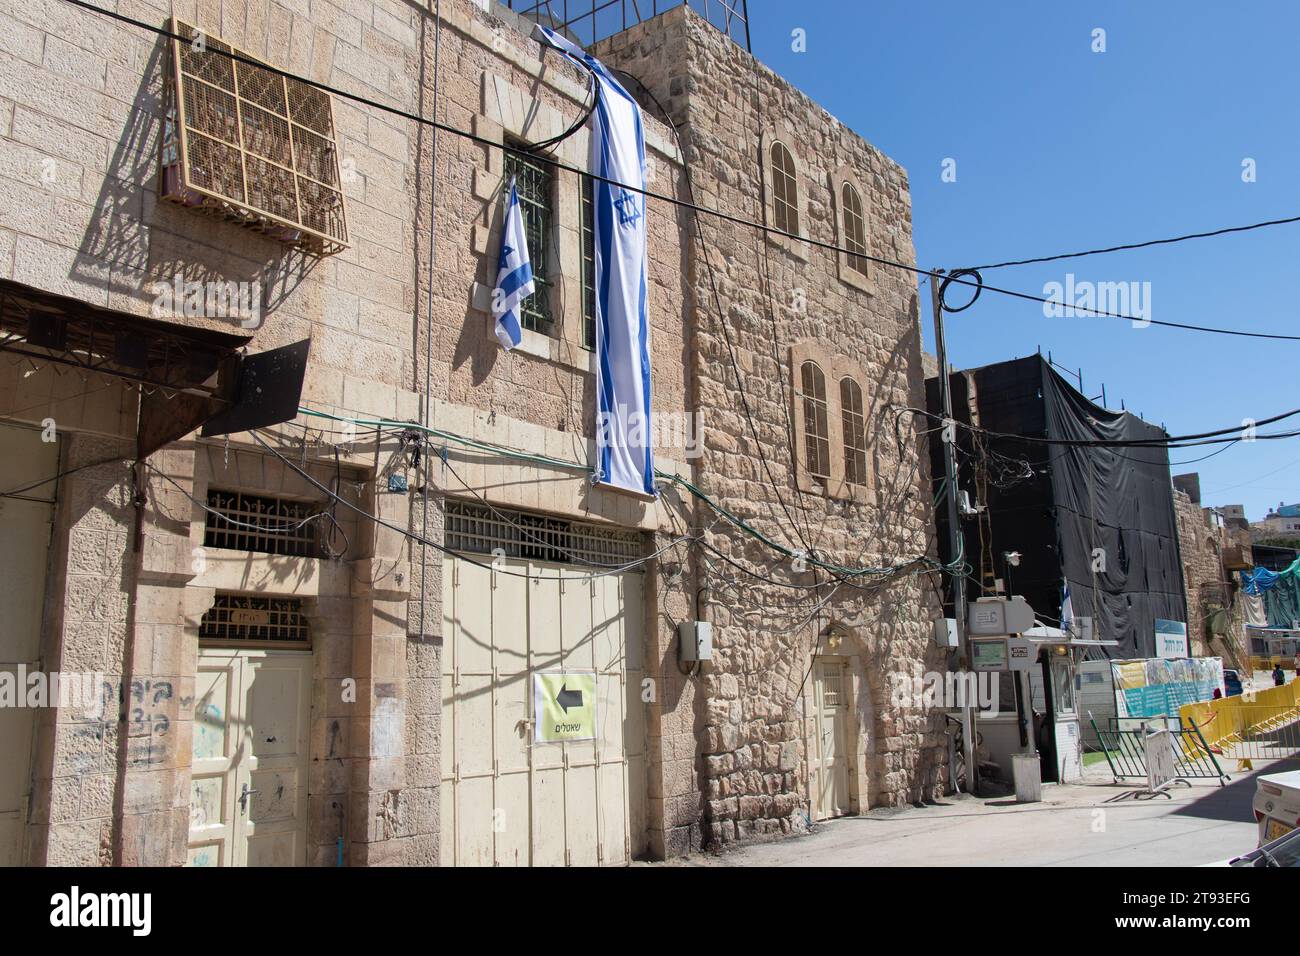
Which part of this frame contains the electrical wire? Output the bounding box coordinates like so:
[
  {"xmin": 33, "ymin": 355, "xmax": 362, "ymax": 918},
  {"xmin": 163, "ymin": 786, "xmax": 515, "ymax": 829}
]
[
  {"xmin": 894, "ymin": 403, "xmax": 1300, "ymax": 449},
  {"xmin": 0, "ymin": 453, "xmax": 129, "ymax": 499},
  {"xmin": 251, "ymin": 427, "xmax": 695, "ymax": 581},
  {"xmin": 57, "ymin": 0, "xmax": 1300, "ymax": 343},
  {"xmin": 146, "ymin": 462, "xmax": 351, "ymax": 556},
  {"xmin": 967, "ymin": 212, "xmax": 1300, "ymax": 272},
  {"xmin": 294, "ymin": 404, "xmax": 962, "ymax": 580}
]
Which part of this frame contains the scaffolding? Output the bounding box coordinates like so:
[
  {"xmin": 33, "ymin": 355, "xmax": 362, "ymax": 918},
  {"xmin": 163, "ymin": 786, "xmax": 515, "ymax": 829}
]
[{"xmin": 499, "ymin": 0, "xmax": 751, "ymax": 51}]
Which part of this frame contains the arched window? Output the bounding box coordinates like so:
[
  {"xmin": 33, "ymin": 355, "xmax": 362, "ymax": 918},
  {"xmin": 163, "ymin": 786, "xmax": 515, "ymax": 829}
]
[
  {"xmin": 800, "ymin": 361, "xmax": 829, "ymax": 481},
  {"xmin": 840, "ymin": 182, "xmax": 868, "ymax": 277},
  {"xmin": 840, "ymin": 377, "xmax": 867, "ymax": 485},
  {"xmin": 770, "ymin": 141, "xmax": 799, "ymax": 235}
]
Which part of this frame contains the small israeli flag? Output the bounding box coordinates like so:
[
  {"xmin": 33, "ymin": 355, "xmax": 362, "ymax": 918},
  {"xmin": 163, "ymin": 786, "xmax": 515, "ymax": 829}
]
[
  {"xmin": 1060, "ymin": 580, "xmax": 1075, "ymax": 635},
  {"xmin": 492, "ymin": 175, "xmax": 535, "ymax": 351}
]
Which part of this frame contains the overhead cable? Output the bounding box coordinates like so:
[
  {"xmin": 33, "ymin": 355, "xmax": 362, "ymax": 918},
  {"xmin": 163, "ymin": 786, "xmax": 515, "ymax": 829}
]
[{"xmin": 59, "ymin": 0, "xmax": 1300, "ymax": 342}]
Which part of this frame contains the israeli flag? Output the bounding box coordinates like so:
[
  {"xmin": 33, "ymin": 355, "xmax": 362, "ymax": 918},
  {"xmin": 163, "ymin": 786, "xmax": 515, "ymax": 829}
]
[
  {"xmin": 1060, "ymin": 580, "xmax": 1075, "ymax": 635},
  {"xmin": 492, "ymin": 175, "xmax": 534, "ymax": 351},
  {"xmin": 535, "ymin": 25, "xmax": 655, "ymax": 497}
]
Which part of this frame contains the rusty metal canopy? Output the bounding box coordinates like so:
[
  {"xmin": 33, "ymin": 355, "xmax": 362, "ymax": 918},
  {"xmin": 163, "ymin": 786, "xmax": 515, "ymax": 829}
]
[
  {"xmin": 0, "ymin": 278, "xmax": 254, "ymax": 458},
  {"xmin": 0, "ymin": 278, "xmax": 251, "ymax": 395}
]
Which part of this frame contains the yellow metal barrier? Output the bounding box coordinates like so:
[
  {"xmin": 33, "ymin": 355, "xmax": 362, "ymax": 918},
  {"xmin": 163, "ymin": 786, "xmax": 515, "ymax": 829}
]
[{"xmin": 1180, "ymin": 682, "xmax": 1300, "ymax": 762}]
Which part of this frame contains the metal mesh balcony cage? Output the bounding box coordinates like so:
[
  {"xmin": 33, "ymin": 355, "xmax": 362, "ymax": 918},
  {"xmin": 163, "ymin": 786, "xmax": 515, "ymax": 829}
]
[
  {"xmin": 498, "ymin": 0, "xmax": 751, "ymax": 51},
  {"xmin": 161, "ymin": 18, "xmax": 349, "ymax": 256}
]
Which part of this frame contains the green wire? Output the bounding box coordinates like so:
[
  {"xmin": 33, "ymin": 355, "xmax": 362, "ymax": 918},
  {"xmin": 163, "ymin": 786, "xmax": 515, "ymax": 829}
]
[{"xmin": 296, "ymin": 405, "xmax": 965, "ymax": 579}]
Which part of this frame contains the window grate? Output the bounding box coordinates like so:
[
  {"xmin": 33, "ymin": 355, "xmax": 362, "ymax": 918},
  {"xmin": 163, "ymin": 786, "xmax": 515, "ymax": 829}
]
[
  {"xmin": 204, "ymin": 489, "xmax": 322, "ymax": 557},
  {"xmin": 818, "ymin": 661, "xmax": 844, "ymax": 707},
  {"xmin": 504, "ymin": 145, "xmax": 553, "ymax": 334},
  {"xmin": 445, "ymin": 499, "xmax": 642, "ymax": 567},
  {"xmin": 200, "ymin": 594, "xmax": 310, "ymax": 644},
  {"xmin": 162, "ymin": 18, "xmax": 348, "ymax": 256}
]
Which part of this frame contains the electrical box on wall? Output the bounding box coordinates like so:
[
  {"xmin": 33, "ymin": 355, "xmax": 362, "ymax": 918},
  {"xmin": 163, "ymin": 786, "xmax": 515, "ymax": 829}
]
[
  {"xmin": 678, "ymin": 621, "xmax": 713, "ymax": 662},
  {"xmin": 967, "ymin": 596, "xmax": 1036, "ymax": 636},
  {"xmin": 933, "ymin": 618, "xmax": 958, "ymax": 648}
]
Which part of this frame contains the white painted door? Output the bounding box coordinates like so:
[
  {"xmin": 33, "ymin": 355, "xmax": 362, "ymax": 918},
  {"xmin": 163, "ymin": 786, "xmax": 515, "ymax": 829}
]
[
  {"xmin": 812, "ymin": 657, "xmax": 852, "ymax": 820},
  {"xmin": 441, "ymin": 555, "xmax": 646, "ymax": 866},
  {"xmin": 0, "ymin": 422, "xmax": 58, "ymax": 866},
  {"xmin": 188, "ymin": 648, "xmax": 311, "ymax": 866}
]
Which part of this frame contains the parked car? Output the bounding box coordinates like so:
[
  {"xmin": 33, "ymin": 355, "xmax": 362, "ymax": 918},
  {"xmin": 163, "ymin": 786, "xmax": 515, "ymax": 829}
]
[
  {"xmin": 1223, "ymin": 669, "xmax": 1243, "ymax": 697},
  {"xmin": 1227, "ymin": 825, "xmax": 1300, "ymax": 867},
  {"xmin": 1253, "ymin": 769, "xmax": 1300, "ymax": 846}
]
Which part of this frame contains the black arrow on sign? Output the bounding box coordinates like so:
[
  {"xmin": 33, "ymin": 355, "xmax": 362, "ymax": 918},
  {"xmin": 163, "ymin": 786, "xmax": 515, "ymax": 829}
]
[{"xmin": 556, "ymin": 684, "xmax": 584, "ymax": 713}]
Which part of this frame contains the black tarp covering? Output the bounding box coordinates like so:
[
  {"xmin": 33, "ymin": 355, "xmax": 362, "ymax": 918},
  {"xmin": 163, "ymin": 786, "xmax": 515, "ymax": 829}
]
[
  {"xmin": 926, "ymin": 356, "xmax": 1186, "ymax": 660},
  {"xmin": 1040, "ymin": 362, "xmax": 1186, "ymax": 659}
]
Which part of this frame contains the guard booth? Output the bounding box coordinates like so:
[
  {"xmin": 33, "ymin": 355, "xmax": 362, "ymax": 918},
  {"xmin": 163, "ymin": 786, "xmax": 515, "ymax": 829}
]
[
  {"xmin": 1023, "ymin": 628, "xmax": 1083, "ymax": 783},
  {"xmin": 967, "ymin": 597, "xmax": 1115, "ymax": 786}
]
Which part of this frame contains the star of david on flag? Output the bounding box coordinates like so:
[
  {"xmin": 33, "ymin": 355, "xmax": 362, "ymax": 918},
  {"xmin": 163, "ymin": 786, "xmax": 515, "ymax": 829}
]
[{"xmin": 492, "ymin": 175, "xmax": 535, "ymax": 351}]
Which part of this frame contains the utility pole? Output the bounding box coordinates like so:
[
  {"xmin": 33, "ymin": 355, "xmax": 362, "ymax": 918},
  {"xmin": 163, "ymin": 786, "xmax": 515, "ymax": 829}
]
[{"xmin": 929, "ymin": 270, "xmax": 977, "ymax": 793}]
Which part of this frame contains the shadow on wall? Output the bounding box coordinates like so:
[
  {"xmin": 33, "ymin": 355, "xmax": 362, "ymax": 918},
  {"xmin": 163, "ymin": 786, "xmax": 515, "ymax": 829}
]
[{"xmin": 70, "ymin": 37, "xmax": 320, "ymax": 333}]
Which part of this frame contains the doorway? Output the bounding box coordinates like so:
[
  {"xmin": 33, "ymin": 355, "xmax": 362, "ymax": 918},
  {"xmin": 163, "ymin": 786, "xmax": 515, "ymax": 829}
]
[
  {"xmin": 811, "ymin": 657, "xmax": 853, "ymax": 820},
  {"xmin": 0, "ymin": 421, "xmax": 58, "ymax": 866},
  {"xmin": 187, "ymin": 647, "xmax": 311, "ymax": 866}
]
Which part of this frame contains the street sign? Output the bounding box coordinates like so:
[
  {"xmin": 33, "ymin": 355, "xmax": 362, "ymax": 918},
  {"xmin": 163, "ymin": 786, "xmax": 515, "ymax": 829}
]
[
  {"xmin": 532, "ymin": 672, "xmax": 597, "ymax": 743},
  {"xmin": 1007, "ymin": 637, "xmax": 1036, "ymax": 671},
  {"xmin": 1155, "ymin": 619, "xmax": 1189, "ymax": 660}
]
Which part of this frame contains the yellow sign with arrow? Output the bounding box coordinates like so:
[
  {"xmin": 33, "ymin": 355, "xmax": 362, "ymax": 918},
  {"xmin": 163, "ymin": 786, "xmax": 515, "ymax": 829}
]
[{"xmin": 532, "ymin": 672, "xmax": 597, "ymax": 743}]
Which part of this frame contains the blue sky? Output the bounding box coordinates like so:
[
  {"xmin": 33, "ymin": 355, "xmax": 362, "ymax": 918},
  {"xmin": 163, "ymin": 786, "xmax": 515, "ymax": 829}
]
[{"xmin": 745, "ymin": 0, "xmax": 1300, "ymax": 520}]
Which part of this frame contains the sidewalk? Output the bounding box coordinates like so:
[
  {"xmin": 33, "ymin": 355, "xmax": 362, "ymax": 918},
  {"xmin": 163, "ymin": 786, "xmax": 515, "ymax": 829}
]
[{"xmin": 662, "ymin": 758, "xmax": 1298, "ymax": 867}]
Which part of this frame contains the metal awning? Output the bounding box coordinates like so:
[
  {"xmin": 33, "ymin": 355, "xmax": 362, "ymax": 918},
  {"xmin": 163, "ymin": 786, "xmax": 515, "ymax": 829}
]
[
  {"xmin": 0, "ymin": 278, "xmax": 253, "ymax": 456},
  {"xmin": 0, "ymin": 278, "xmax": 250, "ymax": 396}
]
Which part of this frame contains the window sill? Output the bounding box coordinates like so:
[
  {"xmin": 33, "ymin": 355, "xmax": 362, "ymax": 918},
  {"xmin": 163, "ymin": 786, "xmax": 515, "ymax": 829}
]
[
  {"xmin": 838, "ymin": 262, "xmax": 876, "ymax": 295},
  {"xmin": 766, "ymin": 229, "xmax": 810, "ymax": 262}
]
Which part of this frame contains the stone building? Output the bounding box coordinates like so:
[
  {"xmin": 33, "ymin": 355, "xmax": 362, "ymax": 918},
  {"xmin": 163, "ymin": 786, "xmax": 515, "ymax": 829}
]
[
  {"xmin": 1172, "ymin": 473, "xmax": 1252, "ymax": 665},
  {"xmin": 0, "ymin": 0, "xmax": 942, "ymax": 867}
]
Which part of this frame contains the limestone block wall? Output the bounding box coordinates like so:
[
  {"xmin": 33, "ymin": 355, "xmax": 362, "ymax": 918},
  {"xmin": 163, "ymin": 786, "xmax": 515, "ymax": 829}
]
[
  {"xmin": 597, "ymin": 6, "xmax": 945, "ymax": 848},
  {"xmin": 1174, "ymin": 489, "xmax": 1248, "ymax": 667}
]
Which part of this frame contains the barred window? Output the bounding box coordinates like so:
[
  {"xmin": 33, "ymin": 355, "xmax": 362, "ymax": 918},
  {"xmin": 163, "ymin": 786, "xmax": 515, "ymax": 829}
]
[
  {"xmin": 770, "ymin": 141, "xmax": 799, "ymax": 235},
  {"xmin": 580, "ymin": 173, "xmax": 596, "ymax": 350},
  {"xmin": 503, "ymin": 144, "xmax": 553, "ymax": 335},
  {"xmin": 841, "ymin": 182, "xmax": 869, "ymax": 277},
  {"xmin": 200, "ymin": 594, "xmax": 310, "ymax": 645},
  {"xmin": 840, "ymin": 377, "xmax": 867, "ymax": 485},
  {"xmin": 204, "ymin": 489, "xmax": 322, "ymax": 557},
  {"xmin": 444, "ymin": 499, "xmax": 642, "ymax": 567},
  {"xmin": 800, "ymin": 361, "xmax": 830, "ymax": 481}
]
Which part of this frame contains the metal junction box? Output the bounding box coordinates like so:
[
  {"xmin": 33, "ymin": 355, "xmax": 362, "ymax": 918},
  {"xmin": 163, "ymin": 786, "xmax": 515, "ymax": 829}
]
[{"xmin": 678, "ymin": 621, "xmax": 713, "ymax": 662}]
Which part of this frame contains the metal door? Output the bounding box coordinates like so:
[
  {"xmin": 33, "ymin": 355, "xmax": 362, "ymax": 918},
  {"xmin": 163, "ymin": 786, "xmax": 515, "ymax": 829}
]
[
  {"xmin": 441, "ymin": 554, "xmax": 646, "ymax": 865},
  {"xmin": 0, "ymin": 422, "xmax": 58, "ymax": 865},
  {"xmin": 188, "ymin": 648, "xmax": 311, "ymax": 866},
  {"xmin": 812, "ymin": 657, "xmax": 852, "ymax": 819}
]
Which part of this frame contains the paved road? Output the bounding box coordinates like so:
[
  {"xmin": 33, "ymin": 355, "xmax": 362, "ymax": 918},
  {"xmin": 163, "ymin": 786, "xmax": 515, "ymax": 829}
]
[{"xmin": 674, "ymin": 758, "xmax": 1299, "ymax": 867}]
